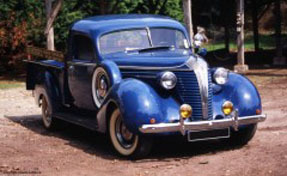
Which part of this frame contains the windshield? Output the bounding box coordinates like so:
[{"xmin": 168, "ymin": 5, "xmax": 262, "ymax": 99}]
[{"xmin": 99, "ymin": 28, "xmax": 188, "ymax": 55}]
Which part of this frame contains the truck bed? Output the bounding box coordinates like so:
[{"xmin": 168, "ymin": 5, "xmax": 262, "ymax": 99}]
[{"xmin": 26, "ymin": 60, "xmax": 64, "ymax": 90}]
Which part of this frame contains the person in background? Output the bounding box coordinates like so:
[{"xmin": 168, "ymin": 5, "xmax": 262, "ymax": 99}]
[{"xmin": 194, "ymin": 26, "xmax": 208, "ymax": 49}]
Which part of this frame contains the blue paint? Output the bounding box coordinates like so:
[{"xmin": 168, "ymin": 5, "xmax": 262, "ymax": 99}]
[
  {"xmin": 106, "ymin": 78, "xmax": 180, "ymax": 133},
  {"xmin": 70, "ymin": 14, "xmax": 191, "ymax": 62},
  {"xmin": 28, "ymin": 15, "xmax": 263, "ymax": 136}
]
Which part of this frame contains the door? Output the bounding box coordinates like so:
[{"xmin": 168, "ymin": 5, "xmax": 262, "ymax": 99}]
[{"xmin": 67, "ymin": 34, "xmax": 97, "ymax": 111}]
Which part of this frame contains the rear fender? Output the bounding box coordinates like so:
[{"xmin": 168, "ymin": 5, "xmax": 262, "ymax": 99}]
[{"xmin": 34, "ymin": 71, "xmax": 61, "ymax": 109}]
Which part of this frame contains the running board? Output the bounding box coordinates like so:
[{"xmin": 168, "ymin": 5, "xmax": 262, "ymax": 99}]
[{"xmin": 53, "ymin": 112, "xmax": 98, "ymax": 131}]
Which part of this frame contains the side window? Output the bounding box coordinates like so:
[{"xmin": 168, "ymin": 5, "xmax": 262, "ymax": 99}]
[{"xmin": 73, "ymin": 35, "xmax": 94, "ymax": 61}]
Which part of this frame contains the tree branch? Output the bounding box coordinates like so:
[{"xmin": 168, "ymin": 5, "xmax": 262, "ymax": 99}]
[{"xmin": 44, "ymin": 0, "xmax": 63, "ymax": 35}]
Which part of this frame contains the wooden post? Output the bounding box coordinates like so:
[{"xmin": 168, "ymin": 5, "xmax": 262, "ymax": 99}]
[
  {"xmin": 45, "ymin": 0, "xmax": 55, "ymax": 51},
  {"xmin": 251, "ymin": 0, "xmax": 259, "ymax": 52},
  {"xmin": 234, "ymin": 0, "xmax": 248, "ymax": 73},
  {"xmin": 183, "ymin": 0, "xmax": 194, "ymax": 50},
  {"xmin": 273, "ymin": 0, "xmax": 286, "ymax": 65}
]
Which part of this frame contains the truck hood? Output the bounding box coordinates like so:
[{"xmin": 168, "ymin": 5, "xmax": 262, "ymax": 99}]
[{"xmin": 104, "ymin": 49, "xmax": 194, "ymax": 68}]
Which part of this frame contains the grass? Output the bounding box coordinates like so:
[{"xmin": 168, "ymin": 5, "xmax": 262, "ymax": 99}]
[
  {"xmin": 205, "ymin": 34, "xmax": 286, "ymax": 52},
  {"xmin": 0, "ymin": 80, "xmax": 24, "ymax": 89}
]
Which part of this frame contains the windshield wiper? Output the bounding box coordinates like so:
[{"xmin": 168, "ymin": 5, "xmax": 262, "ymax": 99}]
[{"xmin": 135, "ymin": 46, "xmax": 174, "ymax": 53}]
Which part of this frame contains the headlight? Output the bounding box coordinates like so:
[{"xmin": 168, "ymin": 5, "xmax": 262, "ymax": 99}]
[
  {"xmin": 160, "ymin": 71, "xmax": 177, "ymax": 90},
  {"xmin": 213, "ymin": 68, "xmax": 229, "ymax": 85}
]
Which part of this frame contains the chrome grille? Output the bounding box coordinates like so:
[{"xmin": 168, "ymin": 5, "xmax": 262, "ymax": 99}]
[{"xmin": 175, "ymin": 70, "xmax": 213, "ymax": 120}]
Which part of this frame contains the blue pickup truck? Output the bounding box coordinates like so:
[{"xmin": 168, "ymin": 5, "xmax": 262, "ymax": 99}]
[{"xmin": 26, "ymin": 14, "xmax": 266, "ymax": 158}]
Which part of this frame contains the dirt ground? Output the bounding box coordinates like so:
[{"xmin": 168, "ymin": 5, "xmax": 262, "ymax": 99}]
[{"xmin": 0, "ymin": 69, "xmax": 287, "ymax": 176}]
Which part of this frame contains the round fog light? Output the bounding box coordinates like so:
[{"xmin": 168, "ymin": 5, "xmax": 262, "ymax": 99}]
[
  {"xmin": 222, "ymin": 101, "xmax": 233, "ymax": 115},
  {"xmin": 180, "ymin": 104, "xmax": 192, "ymax": 119}
]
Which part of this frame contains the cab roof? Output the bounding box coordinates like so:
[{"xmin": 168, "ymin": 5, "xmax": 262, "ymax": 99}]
[{"xmin": 71, "ymin": 14, "xmax": 187, "ymax": 38}]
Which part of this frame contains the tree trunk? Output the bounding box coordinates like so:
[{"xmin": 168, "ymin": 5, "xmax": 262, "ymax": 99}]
[
  {"xmin": 234, "ymin": 0, "xmax": 248, "ymax": 72},
  {"xmin": 275, "ymin": 0, "xmax": 282, "ymax": 58},
  {"xmin": 45, "ymin": 0, "xmax": 55, "ymax": 51},
  {"xmin": 251, "ymin": 0, "xmax": 259, "ymax": 52},
  {"xmin": 100, "ymin": 0, "xmax": 107, "ymax": 15},
  {"xmin": 183, "ymin": 0, "xmax": 194, "ymax": 50},
  {"xmin": 273, "ymin": 0, "xmax": 285, "ymax": 65},
  {"xmin": 45, "ymin": 0, "xmax": 63, "ymax": 35},
  {"xmin": 237, "ymin": 0, "xmax": 245, "ymax": 65},
  {"xmin": 223, "ymin": 0, "xmax": 230, "ymax": 53},
  {"xmin": 224, "ymin": 25, "xmax": 230, "ymax": 53}
]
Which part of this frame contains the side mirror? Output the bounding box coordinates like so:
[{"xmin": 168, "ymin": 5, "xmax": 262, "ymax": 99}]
[{"xmin": 197, "ymin": 48, "xmax": 207, "ymax": 57}]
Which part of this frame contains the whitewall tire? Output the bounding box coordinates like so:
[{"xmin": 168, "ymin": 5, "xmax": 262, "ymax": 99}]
[
  {"xmin": 108, "ymin": 108, "xmax": 153, "ymax": 158},
  {"xmin": 92, "ymin": 67, "xmax": 110, "ymax": 108}
]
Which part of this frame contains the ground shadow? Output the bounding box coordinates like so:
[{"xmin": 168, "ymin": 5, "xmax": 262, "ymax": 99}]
[
  {"xmin": 5, "ymin": 114, "xmax": 248, "ymax": 162},
  {"xmin": 5, "ymin": 114, "xmax": 115, "ymax": 160}
]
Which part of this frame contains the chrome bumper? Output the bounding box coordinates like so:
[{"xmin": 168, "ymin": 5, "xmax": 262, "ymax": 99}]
[{"xmin": 139, "ymin": 111, "xmax": 267, "ymax": 135}]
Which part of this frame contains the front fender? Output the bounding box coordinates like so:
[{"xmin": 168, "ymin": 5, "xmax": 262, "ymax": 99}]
[
  {"xmin": 107, "ymin": 79, "xmax": 180, "ymax": 133},
  {"xmin": 213, "ymin": 72, "xmax": 262, "ymax": 118}
]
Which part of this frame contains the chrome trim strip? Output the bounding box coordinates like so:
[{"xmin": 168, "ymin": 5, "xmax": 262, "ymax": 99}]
[
  {"xmin": 68, "ymin": 61, "xmax": 97, "ymax": 66},
  {"xmin": 146, "ymin": 27, "xmax": 153, "ymax": 46},
  {"xmin": 185, "ymin": 57, "xmax": 209, "ymax": 119},
  {"xmin": 139, "ymin": 113, "xmax": 267, "ymax": 134},
  {"xmin": 118, "ymin": 65, "xmax": 190, "ymax": 71}
]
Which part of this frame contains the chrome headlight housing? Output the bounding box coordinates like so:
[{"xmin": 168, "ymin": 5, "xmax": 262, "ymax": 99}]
[
  {"xmin": 213, "ymin": 68, "xmax": 229, "ymax": 85},
  {"xmin": 160, "ymin": 71, "xmax": 177, "ymax": 90}
]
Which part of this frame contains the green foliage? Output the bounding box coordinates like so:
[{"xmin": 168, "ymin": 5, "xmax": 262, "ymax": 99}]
[
  {"xmin": 164, "ymin": 0, "xmax": 183, "ymax": 22},
  {"xmin": 0, "ymin": 0, "xmax": 185, "ymax": 57},
  {"xmin": 0, "ymin": 0, "xmax": 45, "ymax": 73},
  {"xmin": 2, "ymin": 0, "xmax": 281, "ymax": 75},
  {"xmin": 54, "ymin": 1, "xmax": 86, "ymax": 51}
]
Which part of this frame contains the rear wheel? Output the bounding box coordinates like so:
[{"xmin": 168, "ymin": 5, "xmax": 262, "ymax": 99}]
[
  {"xmin": 41, "ymin": 95, "xmax": 58, "ymax": 130},
  {"xmin": 228, "ymin": 124, "xmax": 257, "ymax": 146},
  {"xmin": 109, "ymin": 108, "xmax": 152, "ymax": 159}
]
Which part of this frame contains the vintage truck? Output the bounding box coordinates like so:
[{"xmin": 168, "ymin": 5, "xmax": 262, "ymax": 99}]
[{"xmin": 26, "ymin": 14, "xmax": 266, "ymax": 158}]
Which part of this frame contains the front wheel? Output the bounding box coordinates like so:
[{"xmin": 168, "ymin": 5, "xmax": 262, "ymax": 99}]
[
  {"xmin": 228, "ymin": 124, "xmax": 257, "ymax": 146},
  {"xmin": 109, "ymin": 108, "xmax": 152, "ymax": 159}
]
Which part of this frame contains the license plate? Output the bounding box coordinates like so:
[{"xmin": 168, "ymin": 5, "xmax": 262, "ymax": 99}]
[{"xmin": 187, "ymin": 128, "xmax": 230, "ymax": 142}]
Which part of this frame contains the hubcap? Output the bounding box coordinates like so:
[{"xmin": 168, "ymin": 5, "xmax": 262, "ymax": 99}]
[
  {"xmin": 96, "ymin": 74, "xmax": 108, "ymax": 100},
  {"xmin": 115, "ymin": 115, "xmax": 135, "ymax": 149}
]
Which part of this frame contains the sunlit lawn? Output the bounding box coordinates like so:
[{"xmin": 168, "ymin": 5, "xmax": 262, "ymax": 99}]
[
  {"xmin": 0, "ymin": 80, "xmax": 24, "ymax": 89},
  {"xmin": 205, "ymin": 34, "xmax": 286, "ymax": 52}
]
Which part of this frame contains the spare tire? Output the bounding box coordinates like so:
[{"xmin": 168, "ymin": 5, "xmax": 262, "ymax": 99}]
[{"xmin": 92, "ymin": 67, "xmax": 111, "ymax": 108}]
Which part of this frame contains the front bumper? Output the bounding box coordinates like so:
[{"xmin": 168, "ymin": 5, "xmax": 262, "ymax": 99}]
[{"xmin": 139, "ymin": 111, "xmax": 267, "ymax": 135}]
